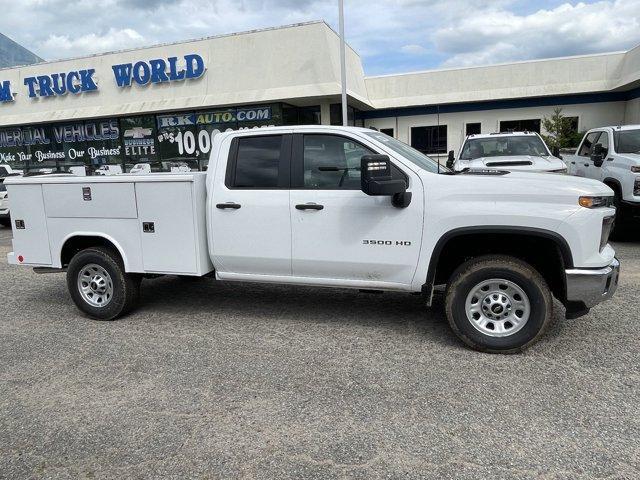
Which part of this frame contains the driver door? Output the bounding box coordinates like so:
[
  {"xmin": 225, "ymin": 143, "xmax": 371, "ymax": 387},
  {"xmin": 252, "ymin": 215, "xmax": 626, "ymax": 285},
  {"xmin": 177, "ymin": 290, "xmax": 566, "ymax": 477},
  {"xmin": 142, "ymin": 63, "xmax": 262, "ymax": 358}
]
[
  {"xmin": 574, "ymin": 131, "xmax": 601, "ymax": 178},
  {"xmin": 289, "ymin": 132, "xmax": 424, "ymax": 287}
]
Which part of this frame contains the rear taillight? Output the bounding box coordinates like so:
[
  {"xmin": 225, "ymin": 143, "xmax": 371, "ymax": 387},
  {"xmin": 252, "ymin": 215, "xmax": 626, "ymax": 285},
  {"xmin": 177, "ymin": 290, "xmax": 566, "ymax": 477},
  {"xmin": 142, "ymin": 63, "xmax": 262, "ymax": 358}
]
[{"xmin": 600, "ymin": 216, "xmax": 615, "ymax": 251}]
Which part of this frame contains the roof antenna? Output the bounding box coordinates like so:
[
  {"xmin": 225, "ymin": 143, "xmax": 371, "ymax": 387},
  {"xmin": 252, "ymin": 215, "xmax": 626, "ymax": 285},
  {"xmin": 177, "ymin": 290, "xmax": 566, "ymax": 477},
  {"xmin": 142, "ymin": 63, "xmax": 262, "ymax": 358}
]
[{"xmin": 437, "ymin": 104, "xmax": 440, "ymax": 174}]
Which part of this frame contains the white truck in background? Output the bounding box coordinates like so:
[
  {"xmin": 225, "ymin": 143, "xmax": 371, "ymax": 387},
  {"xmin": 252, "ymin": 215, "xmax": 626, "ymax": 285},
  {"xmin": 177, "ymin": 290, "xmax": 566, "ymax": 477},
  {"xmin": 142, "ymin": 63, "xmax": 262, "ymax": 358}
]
[
  {"xmin": 447, "ymin": 132, "xmax": 567, "ymax": 173},
  {"xmin": 565, "ymin": 125, "xmax": 640, "ymax": 235},
  {"xmin": 5, "ymin": 126, "xmax": 619, "ymax": 353}
]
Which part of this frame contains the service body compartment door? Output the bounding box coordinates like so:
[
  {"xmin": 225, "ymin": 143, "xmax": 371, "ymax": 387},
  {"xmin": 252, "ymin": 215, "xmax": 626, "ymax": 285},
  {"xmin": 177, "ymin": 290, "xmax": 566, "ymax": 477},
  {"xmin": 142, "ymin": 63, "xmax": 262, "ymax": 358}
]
[
  {"xmin": 136, "ymin": 181, "xmax": 198, "ymax": 274},
  {"xmin": 7, "ymin": 184, "xmax": 52, "ymax": 265},
  {"xmin": 43, "ymin": 183, "xmax": 137, "ymax": 218}
]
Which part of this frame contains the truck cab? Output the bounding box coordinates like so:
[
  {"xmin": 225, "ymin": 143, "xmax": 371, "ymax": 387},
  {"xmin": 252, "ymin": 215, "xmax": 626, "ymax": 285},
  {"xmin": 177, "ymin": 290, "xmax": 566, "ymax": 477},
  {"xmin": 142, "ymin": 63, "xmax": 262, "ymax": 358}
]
[
  {"xmin": 565, "ymin": 125, "xmax": 640, "ymax": 232},
  {"xmin": 449, "ymin": 132, "xmax": 567, "ymax": 173}
]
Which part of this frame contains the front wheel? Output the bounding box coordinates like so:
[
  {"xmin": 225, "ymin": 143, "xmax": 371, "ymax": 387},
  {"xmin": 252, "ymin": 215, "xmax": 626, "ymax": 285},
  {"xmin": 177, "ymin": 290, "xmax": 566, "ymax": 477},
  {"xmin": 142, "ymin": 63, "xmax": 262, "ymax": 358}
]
[
  {"xmin": 445, "ymin": 255, "xmax": 553, "ymax": 353},
  {"xmin": 67, "ymin": 247, "xmax": 140, "ymax": 320}
]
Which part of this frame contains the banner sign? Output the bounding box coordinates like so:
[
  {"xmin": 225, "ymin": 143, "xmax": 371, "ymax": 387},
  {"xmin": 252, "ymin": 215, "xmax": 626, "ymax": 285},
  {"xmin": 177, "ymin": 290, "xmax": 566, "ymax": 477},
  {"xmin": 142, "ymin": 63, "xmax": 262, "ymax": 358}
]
[
  {"xmin": 0, "ymin": 119, "xmax": 121, "ymax": 163},
  {"xmin": 0, "ymin": 53, "xmax": 206, "ymax": 102},
  {"xmin": 157, "ymin": 107, "xmax": 272, "ymax": 129}
]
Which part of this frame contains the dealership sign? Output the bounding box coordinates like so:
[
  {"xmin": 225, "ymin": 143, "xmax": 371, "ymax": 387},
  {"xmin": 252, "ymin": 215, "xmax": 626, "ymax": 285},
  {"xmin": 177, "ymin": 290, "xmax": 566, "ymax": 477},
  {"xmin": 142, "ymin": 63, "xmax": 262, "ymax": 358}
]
[{"xmin": 0, "ymin": 53, "xmax": 206, "ymax": 102}]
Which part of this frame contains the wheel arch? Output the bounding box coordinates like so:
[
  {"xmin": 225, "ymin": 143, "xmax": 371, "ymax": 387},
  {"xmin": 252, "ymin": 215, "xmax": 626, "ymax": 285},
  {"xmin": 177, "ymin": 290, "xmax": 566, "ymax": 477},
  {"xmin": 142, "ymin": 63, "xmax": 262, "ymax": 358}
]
[
  {"xmin": 424, "ymin": 226, "xmax": 573, "ymax": 302},
  {"xmin": 59, "ymin": 233, "xmax": 129, "ymax": 270}
]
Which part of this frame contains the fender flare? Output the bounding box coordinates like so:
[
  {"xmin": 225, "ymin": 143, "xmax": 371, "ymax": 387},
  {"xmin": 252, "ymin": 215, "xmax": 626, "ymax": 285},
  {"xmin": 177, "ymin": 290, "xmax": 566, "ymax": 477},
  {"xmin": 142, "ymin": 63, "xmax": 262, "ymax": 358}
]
[
  {"xmin": 423, "ymin": 225, "xmax": 574, "ymax": 297},
  {"xmin": 57, "ymin": 232, "xmax": 130, "ymax": 271}
]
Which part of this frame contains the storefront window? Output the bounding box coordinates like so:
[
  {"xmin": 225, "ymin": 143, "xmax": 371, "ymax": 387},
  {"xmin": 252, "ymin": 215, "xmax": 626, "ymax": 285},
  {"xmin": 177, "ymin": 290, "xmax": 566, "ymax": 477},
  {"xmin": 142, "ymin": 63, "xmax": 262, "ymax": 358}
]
[
  {"xmin": 120, "ymin": 115, "xmax": 159, "ymax": 172},
  {"xmin": 330, "ymin": 104, "xmax": 357, "ymax": 126},
  {"xmin": 156, "ymin": 113, "xmax": 199, "ymax": 172},
  {"xmin": 23, "ymin": 125, "xmax": 64, "ymax": 172},
  {"xmin": 0, "ymin": 127, "xmax": 27, "ymax": 171},
  {"xmin": 282, "ymin": 104, "xmax": 321, "ymax": 126},
  {"xmin": 50, "ymin": 119, "xmax": 121, "ymax": 175}
]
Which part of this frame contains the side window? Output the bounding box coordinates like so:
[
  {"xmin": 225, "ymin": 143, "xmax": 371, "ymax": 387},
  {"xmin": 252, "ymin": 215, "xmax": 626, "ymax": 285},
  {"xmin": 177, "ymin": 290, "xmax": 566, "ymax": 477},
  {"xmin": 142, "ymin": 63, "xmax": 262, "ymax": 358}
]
[
  {"xmin": 228, "ymin": 135, "xmax": 284, "ymax": 188},
  {"xmin": 597, "ymin": 131, "xmax": 609, "ymax": 155},
  {"xmin": 578, "ymin": 132, "xmax": 601, "ymax": 157},
  {"xmin": 301, "ymin": 134, "xmax": 405, "ymax": 190}
]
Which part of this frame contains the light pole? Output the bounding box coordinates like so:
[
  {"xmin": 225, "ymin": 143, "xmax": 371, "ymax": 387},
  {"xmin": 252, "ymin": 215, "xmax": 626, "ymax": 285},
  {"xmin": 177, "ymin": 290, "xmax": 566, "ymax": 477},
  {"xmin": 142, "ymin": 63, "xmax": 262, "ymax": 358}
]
[{"xmin": 339, "ymin": 0, "xmax": 348, "ymax": 126}]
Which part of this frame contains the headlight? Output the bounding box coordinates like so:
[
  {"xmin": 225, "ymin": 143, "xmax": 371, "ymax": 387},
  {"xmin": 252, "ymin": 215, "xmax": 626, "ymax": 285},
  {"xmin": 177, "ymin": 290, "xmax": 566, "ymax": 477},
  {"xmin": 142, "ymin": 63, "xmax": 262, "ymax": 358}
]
[
  {"xmin": 578, "ymin": 196, "xmax": 614, "ymax": 208},
  {"xmin": 600, "ymin": 216, "xmax": 615, "ymax": 251},
  {"xmin": 631, "ymin": 166, "xmax": 640, "ymax": 173},
  {"xmin": 550, "ymin": 168, "xmax": 567, "ymax": 173}
]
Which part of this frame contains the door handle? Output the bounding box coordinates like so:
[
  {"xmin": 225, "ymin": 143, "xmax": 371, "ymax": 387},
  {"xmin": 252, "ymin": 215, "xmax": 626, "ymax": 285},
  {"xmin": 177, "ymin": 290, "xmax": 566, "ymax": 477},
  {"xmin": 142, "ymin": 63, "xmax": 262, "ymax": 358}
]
[
  {"xmin": 570, "ymin": 161, "xmax": 576, "ymax": 164},
  {"xmin": 295, "ymin": 203, "xmax": 324, "ymax": 211},
  {"xmin": 584, "ymin": 164, "xmax": 589, "ymax": 167},
  {"xmin": 216, "ymin": 202, "xmax": 241, "ymax": 209}
]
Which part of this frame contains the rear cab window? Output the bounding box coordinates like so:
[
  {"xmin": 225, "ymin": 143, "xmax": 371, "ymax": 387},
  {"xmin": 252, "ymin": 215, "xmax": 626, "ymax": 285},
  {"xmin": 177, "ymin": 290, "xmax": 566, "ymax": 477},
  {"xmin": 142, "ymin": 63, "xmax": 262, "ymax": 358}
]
[{"xmin": 225, "ymin": 134, "xmax": 291, "ymax": 189}]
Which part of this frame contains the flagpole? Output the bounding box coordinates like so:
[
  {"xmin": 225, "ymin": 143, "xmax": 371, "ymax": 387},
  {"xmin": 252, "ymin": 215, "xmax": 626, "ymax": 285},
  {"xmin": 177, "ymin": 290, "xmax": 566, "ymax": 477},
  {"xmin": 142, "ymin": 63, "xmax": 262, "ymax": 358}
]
[{"xmin": 339, "ymin": 0, "xmax": 348, "ymax": 126}]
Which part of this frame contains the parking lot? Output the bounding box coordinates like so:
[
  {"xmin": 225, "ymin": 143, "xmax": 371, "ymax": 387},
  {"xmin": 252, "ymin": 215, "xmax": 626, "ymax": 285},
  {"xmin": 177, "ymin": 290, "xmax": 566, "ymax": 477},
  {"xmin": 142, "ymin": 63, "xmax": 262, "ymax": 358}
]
[{"xmin": 0, "ymin": 224, "xmax": 638, "ymax": 479}]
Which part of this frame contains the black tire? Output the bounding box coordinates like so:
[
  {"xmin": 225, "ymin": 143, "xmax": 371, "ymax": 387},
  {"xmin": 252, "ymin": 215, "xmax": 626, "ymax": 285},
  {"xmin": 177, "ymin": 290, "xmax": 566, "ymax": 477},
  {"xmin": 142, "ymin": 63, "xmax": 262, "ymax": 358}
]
[
  {"xmin": 445, "ymin": 255, "xmax": 553, "ymax": 354},
  {"xmin": 66, "ymin": 247, "xmax": 140, "ymax": 320}
]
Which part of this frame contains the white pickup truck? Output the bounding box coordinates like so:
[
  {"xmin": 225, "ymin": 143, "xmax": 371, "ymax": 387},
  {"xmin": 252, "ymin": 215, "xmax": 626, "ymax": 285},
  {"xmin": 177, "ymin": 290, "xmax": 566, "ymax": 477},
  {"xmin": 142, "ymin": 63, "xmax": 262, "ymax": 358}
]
[
  {"xmin": 565, "ymin": 125, "xmax": 640, "ymax": 234},
  {"xmin": 5, "ymin": 126, "xmax": 620, "ymax": 353},
  {"xmin": 447, "ymin": 132, "xmax": 567, "ymax": 173}
]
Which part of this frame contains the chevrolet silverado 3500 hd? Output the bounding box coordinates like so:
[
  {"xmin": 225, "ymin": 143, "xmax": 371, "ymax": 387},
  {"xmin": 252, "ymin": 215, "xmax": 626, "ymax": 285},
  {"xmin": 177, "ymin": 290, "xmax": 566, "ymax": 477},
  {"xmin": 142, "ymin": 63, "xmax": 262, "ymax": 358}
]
[{"xmin": 5, "ymin": 126, "xmax": 619, "ymax": 353}]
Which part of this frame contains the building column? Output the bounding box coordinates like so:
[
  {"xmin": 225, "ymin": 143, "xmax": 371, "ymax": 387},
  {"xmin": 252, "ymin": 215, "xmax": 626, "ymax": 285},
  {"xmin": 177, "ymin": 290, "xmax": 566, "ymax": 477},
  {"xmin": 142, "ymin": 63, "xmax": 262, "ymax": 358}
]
[{"xmin": 320, "ymin": 102, "xmax": 331, "ymax": 125}]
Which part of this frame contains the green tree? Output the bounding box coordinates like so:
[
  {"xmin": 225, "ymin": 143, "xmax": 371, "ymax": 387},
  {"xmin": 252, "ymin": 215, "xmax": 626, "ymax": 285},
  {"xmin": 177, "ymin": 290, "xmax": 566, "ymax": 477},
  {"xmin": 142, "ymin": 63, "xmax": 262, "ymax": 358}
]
[{"xmin": 541, "ymin": 107, "xmax": 583, "ymax": 151}]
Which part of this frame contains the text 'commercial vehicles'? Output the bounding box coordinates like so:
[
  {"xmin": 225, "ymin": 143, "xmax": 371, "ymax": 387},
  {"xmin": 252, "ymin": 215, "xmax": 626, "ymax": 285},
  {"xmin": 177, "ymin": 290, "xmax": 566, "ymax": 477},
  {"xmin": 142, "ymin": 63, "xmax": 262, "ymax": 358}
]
[
  {"xmin": 565, "ymin": 125, "xmax": 640, "ymax": 235},
  {"xmin": 448, "ymin": 132, "xmax": 567, "ymax": 173},
  {"xmin": 5, "ymin": 126, "xmax": 619, "ymax": 353}
]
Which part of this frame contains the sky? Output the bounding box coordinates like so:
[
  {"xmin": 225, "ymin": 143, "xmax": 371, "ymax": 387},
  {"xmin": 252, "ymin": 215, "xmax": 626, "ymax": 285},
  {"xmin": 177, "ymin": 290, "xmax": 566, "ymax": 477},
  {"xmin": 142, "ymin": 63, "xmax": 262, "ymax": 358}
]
[{"xmin": 1, "ymin": 0, "xmax": 639, "ymax": 75}]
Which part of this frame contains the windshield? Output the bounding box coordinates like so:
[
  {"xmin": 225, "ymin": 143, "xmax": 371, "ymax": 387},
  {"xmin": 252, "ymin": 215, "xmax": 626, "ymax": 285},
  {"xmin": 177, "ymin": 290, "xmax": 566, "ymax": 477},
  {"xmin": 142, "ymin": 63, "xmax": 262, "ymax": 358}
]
[
  {"xmin": 613, "ymin": 129, "xmax": 640, "ymax": 154},
  {"xmin": 460, "ymin": 135, "xmax": 549, "ymax": 160},
  {"xmin": 364, "ymin": 131, "xmax": 447, "ymax": 173}
]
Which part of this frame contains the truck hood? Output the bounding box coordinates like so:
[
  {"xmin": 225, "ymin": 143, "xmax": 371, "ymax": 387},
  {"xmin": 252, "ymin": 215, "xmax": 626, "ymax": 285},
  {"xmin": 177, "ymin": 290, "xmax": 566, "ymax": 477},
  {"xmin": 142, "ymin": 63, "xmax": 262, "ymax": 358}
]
[
  {"xmin": 421, "ymin": 169, "xmax": 613, "ymax": 205},
  {"xmin": 616, "ymin": 152, "xmax": 640, "ymax": 163},
  {"xmin": 453, "ymin": 169, "xmax": 613, "ymax": 197},
  {"xmin": 457, "ymin": 155, "xmax": 565, "ymax": 172}
]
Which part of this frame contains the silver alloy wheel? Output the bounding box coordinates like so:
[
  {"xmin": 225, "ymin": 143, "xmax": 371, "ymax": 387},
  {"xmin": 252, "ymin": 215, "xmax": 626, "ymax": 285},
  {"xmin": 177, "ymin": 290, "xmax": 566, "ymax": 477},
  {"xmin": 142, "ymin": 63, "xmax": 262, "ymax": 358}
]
[
  {"xmin": 465, "ymin": 278, "xmax": 530, "ymax": 337},
  {"xmin": 77, "ymin": 264, "xmax": 114, "ymax": 308}
]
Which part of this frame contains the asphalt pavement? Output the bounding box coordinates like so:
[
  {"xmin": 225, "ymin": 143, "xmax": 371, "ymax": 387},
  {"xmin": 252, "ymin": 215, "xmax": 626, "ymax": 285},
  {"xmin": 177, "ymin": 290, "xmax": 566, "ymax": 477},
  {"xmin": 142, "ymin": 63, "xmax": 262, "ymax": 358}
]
[{"xmin": 0, "ymin": 224, "xmax": 638, "ymax": 479}]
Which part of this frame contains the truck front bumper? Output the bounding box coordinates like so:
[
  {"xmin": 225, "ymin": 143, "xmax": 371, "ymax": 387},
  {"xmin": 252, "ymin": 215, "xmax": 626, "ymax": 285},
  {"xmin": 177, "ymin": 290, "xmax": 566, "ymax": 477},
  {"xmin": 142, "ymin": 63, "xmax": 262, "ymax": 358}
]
[{"xmin": 565, "ymin": 258, "xmax": 620, "ymax": 316}]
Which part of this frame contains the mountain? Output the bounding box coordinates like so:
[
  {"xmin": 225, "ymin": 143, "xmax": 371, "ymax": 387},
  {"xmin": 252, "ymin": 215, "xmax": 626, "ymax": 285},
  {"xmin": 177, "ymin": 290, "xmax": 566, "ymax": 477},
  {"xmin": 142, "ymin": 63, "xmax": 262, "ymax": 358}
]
[{"xmin": 0, "ymin": 33, "xmax": 42, "ymax": 68}]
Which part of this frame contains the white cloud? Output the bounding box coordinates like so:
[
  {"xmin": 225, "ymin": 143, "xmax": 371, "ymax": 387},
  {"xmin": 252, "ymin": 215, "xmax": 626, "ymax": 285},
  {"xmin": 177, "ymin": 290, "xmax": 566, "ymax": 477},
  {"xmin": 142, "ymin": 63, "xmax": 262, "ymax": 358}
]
[
  {"xmin": 401, "ymin": 44, "xmax": 428, "ymax": 55},
  {"xmin": 40, "ymin": 28, "xmax": 146, "ymax": 59},
  {"xmin": 434, "ymin": 0, "xmax": 640, "ymax": 67}
]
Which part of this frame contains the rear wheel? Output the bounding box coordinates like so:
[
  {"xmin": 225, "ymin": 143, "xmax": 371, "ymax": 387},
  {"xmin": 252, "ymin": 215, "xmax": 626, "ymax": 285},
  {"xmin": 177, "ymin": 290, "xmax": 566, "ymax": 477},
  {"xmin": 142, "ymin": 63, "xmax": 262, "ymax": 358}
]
[
  {"xmin": 445, "ymin": 255, "xmax": 553, "ymax": 353},
  {"xmin": 67, "ymin": 247, "xmax": 140, "ymax": 320}
]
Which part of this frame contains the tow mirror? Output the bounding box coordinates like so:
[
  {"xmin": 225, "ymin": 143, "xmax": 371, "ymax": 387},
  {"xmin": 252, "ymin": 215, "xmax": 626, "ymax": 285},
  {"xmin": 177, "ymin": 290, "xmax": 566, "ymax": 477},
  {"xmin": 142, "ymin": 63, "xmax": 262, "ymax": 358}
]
[
  {"xmin": 361, "ymin": 154, "xmax": 411, "ymax": 208},
  {"xmin": 446, "ymin": 150, "xmax": 455, "ymax": 169},
  {"xmin": 591, "ymin": 143, "xmax": 605, "ymax": 167}
]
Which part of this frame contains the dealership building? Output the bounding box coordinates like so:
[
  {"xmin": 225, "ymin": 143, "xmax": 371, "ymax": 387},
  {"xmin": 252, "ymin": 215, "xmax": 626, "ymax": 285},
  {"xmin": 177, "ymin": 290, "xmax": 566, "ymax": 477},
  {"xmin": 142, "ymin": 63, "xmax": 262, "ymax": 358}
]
[{"xmin": 0, "ymin": 21, "xmax": 639, "ymax": 174}]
